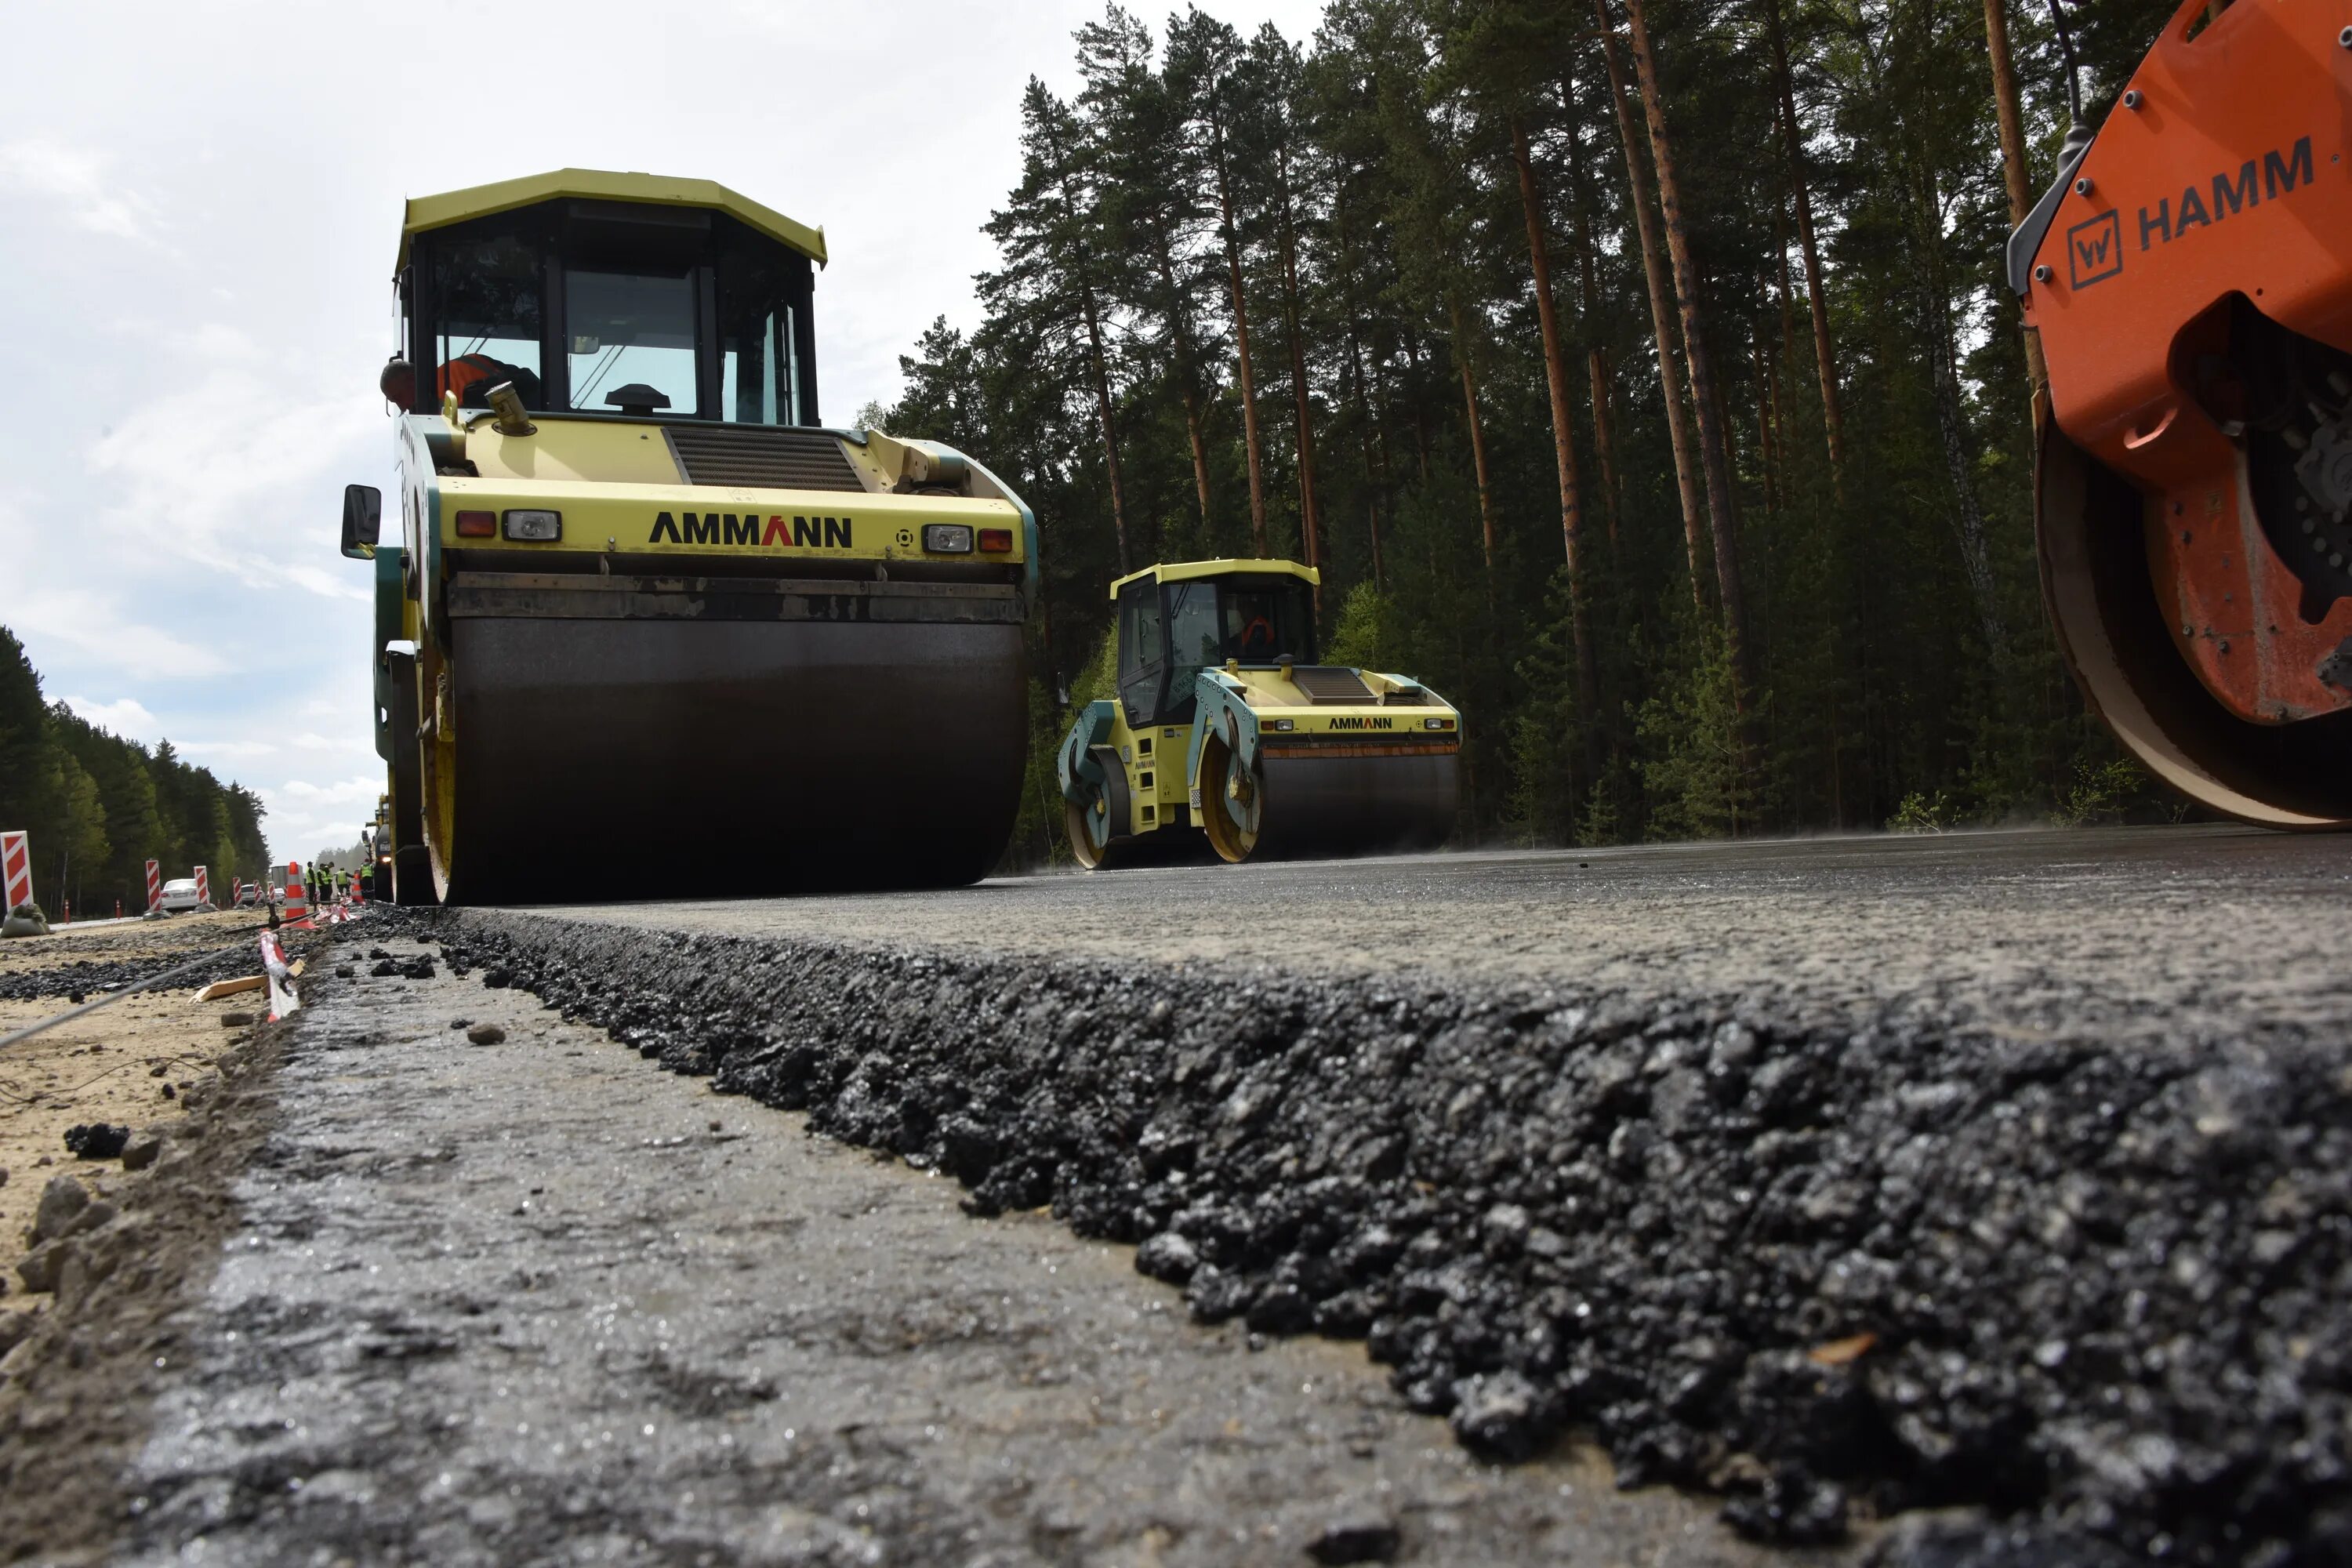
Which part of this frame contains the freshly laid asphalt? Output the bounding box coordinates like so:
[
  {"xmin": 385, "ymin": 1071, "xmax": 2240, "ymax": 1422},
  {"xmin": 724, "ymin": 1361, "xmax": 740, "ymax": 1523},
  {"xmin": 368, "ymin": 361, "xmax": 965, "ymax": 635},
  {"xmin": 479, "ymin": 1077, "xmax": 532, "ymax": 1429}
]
[
  {"xmin": 109, "ymin": 939, "xmax": 1828, "ymax": 1568},
  {"xmin": 553, "ymin": 824, "xmax": 2352, "ymax": 1047},
  {"xmin": 24, "ymin": 825, "xmax": 2349, "ymax": 1566}
]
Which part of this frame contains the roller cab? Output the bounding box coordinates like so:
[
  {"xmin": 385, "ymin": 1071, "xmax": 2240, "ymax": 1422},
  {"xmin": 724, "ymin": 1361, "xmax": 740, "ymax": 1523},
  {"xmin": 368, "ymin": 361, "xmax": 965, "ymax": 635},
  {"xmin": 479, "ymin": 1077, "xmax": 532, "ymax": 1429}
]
[
  {"xmin": 1057, "ymin": 560, "xmax": 1461, "ymax": 866},
  {"xmin": 342, "ymin": 170, "xmax": 1037, "ymax": 902}
]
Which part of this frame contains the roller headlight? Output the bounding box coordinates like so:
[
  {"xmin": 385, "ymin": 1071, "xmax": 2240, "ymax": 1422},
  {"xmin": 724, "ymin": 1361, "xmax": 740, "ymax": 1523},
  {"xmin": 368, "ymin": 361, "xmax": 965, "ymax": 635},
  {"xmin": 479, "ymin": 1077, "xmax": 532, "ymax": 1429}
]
[
  {"xmin": 503, "ymin": 509, "xmax": 561, "ymax": 542},
  {"xmin": 922, "ymin": 524, "xmax": 974, "ymax": 554}
]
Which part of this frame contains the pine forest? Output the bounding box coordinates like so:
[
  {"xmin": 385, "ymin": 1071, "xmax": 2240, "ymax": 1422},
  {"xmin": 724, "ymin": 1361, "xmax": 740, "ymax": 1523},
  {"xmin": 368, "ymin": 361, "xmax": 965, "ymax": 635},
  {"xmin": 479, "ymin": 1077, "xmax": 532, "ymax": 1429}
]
[{"xmin": 870, "ymin": 0, "xmax": 2186, "ymax": 862}]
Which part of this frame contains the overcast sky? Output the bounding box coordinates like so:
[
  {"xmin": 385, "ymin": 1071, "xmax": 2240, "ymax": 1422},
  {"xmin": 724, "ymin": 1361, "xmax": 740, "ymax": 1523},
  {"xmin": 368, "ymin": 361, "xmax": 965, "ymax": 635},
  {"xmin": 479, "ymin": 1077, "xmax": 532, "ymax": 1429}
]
[{"xmin": 0, "ymin": 0, "xmax": 1324, "ymax": 864}]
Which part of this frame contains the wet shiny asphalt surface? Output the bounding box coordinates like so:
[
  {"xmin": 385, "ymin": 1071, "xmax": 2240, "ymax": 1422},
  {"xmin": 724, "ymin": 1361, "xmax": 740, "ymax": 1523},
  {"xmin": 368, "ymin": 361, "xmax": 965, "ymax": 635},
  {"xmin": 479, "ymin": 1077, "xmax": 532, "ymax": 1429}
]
[
  {"xmin": 554, "ymin": 824, "xmax": 2352, "ymax": 1049},
  {"xmin": 116, "ymin": 942, "xmax": 1852, "ymax": 1567}
]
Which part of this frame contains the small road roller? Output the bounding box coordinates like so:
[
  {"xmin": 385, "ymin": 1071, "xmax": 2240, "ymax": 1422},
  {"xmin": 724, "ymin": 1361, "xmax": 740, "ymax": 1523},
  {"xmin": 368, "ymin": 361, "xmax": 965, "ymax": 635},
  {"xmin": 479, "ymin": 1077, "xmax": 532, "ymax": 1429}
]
[
  {"xmin": 1055, "ymin": 559, "xmax": 1461, "ymax": 866},
  {"xmin": 341, "ymin": 170, "xmax": 1038, "ymax": 903}
]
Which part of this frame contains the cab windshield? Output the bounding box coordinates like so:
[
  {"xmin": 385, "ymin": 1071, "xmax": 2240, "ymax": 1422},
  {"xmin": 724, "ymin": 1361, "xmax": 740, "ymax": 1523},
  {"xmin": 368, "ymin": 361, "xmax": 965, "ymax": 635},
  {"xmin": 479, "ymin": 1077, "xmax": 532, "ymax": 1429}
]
[
  {"xmin": 1118, "ymin": 573, "xmax": 1317, "ymax": 728},
  {"xmin": 407, "ymin": 207, "xmax": 813, "ymax": 423}
]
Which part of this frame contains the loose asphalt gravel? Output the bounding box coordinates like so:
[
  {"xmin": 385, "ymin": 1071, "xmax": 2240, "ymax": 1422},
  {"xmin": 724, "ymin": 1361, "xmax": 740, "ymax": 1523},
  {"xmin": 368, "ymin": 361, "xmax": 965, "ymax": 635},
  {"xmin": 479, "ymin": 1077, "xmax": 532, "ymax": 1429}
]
[
  {"xmin": 407, "ymin": 823, "xmax": 2352, "ymax": 1566},
  {"xmin": 26, "ymin": 823, "xmax": 2351, "ymax": 1566},
  {"xmin": 111, "ymin": 939, "xmax": 1833, "ymax": 1568}
]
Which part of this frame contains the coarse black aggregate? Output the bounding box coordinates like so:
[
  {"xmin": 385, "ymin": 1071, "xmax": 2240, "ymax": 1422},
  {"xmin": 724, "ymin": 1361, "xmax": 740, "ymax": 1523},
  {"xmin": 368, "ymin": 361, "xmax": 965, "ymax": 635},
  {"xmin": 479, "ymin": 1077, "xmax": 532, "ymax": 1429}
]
[
  {"xmin": 0, "ymin": 939, "xmax": 265, "ymax": 1003},
  {"xmin": 64, "ymin": 1122, "xmax": 129, "ymax": 1159},
  {"xmin": 376, "ymin": 909, "xmax": 2350, "ymax": 1566}
]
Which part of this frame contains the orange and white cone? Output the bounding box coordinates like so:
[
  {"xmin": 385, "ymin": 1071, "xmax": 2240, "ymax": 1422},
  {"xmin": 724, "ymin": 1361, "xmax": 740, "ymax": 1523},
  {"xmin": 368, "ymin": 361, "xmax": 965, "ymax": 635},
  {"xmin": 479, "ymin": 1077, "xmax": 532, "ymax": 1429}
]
[{"xmin": 281, "ymin": 862, "xmax": 311, "ymax": 929}]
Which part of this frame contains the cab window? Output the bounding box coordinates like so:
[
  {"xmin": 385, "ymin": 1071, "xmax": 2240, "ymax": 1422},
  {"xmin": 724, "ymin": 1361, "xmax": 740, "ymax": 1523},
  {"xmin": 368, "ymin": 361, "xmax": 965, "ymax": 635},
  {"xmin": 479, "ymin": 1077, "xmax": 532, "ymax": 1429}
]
[
  {"xmin": 432, "ymin": 233, "xmax": 544, "ymax": 410},
  {"xmin": 1116, "ymin": 581, "xmax": 1165, "ymax": 728},
  {"xmin": 566, "ymin": 268, "xmax": 697, "ymax": 416},
  {"xmin": 1223, "ymin": 586, "xmax": 1309, "ymax": 663}
]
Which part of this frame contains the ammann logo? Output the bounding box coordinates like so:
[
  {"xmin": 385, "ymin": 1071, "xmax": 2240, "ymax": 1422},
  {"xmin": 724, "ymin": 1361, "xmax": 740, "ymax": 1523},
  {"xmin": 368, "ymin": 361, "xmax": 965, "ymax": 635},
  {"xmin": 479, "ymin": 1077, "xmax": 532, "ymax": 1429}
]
[
  {"xmin": 648, "ymin": 513, "xmax": 854, "ymax": 547},
  {"xmin": 1327, "ymin": 716, "xmax": 1396, "ymax": 731}
]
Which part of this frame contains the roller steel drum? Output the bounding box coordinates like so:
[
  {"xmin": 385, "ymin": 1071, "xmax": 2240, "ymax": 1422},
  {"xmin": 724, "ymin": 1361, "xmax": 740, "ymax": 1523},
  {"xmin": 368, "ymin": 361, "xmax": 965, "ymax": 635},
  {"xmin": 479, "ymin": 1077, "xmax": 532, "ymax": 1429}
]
[
  {"xmin": 425, "ymin": 575, "xmax": 1027, "ymax": 902},
  {"xmin": 1207, "ymin": 739, "xmax": 1460, "ymax": 862},
  {"xmin": 2038, "ymin": 424, "xmax": 2352, "ymax": 829}
]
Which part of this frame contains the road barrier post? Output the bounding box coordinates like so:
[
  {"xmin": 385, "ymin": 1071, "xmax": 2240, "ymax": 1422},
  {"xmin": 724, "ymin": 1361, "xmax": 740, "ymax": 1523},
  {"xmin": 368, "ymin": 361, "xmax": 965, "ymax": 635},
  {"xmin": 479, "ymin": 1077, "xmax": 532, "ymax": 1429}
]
[
  {"xmin": 194, "ymin": 865, "xmax": 210, "ymax": 909},
  {"xmin": 145, "ymin": 859, "xmax": 161, "ymax": 913},
  {"xmin": 1, "ymin": 831, "xmax": 31, "ymax": 913}
]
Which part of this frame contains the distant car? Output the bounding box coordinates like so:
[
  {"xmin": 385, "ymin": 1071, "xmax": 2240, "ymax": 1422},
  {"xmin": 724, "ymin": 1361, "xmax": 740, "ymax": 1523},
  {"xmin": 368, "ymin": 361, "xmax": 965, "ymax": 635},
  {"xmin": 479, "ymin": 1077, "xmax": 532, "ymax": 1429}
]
[
  {"xmin": 235, "ymin": 882, "xmax": 259, "ymax": 907},
  {"xmin": 158, "ymin": 877, "xmax": 201, "ymax": 913}
]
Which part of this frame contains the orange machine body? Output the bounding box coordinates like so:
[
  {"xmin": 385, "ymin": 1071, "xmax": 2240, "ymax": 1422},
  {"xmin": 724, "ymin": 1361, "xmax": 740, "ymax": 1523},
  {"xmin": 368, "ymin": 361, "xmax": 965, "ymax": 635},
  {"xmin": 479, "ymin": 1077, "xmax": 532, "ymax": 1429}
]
[{"xmin": 2022, "ymin": 0, "xmax": 2352, "ymax": 725}]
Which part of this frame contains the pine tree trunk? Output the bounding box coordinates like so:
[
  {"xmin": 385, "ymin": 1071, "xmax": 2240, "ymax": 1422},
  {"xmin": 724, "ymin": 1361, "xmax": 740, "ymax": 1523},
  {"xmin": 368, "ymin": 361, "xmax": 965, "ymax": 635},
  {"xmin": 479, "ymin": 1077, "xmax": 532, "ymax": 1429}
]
[
  {"xmin": 1621, "ymin": 0, "xmax": 1751, "ymax": 688},
  {"xmin": 1274, "ymin": 142, "xmax": 1322, "ymax": 586},
  {"xmin": 1592, "ymin": 5, "xmax": 1710, "ymax": 612},
  {"xmin": 1755, "ymin": 322, "xmax": 1782, "ymax": 516},
  {"xmin": 1448, "ymin": 299, "xmax": 1498, "ymax": 579},
  {"xmin": 1151, "ymin": 234, "xmax": 1217, "ymax": 540},
  {"xmin": 1334, "ymin": 187, "xmax": 1396, "ymax": 588},
  {"xmin": 1040, "ymin": 105, "xmax": 1133, "ymax": 574},
  {"xmin": 1563, "ymin": 94, "xmax": 1623, "ymax": 546},
  {"xmin": 1920, "ymin": 234, "xmax": 2009, "ymax": 662},
  {"xmin": 1512, "ymin": 114, "xmax": 1599, "ymax": 724},
  {"xmin": 1076, "ymin": 278, "xmax": 1133, "ymax": 577},
  {"xmin": 1405, "ymin": 328, "xmax": 1435, "ymax": 485},
  {"xmin": 1982, "ymin": 0, "xmax": 2049, "ymax": 397},
  {"xmin": 1764, "ymin": 0, "xmax": 1847, "ymax": 486},
  {"xmin": 1210, "ymin": 108, "xmax": 1269, "ymax": 556},
  {"xmin": 1350, "ymin": 334, "xmax": 1388, "ymax": 590}
]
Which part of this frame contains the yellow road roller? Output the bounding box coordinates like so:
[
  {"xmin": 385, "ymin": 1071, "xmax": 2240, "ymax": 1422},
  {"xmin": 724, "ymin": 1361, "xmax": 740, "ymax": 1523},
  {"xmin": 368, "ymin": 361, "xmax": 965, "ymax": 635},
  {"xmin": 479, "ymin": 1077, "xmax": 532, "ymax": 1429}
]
[
  {"xmin": 339, "ymin": 170, "xmax": 1036, "ymax": 903},
  {"xmin": 1056, "ymin": 559, "xmax": 1460, "ymax": 866}
]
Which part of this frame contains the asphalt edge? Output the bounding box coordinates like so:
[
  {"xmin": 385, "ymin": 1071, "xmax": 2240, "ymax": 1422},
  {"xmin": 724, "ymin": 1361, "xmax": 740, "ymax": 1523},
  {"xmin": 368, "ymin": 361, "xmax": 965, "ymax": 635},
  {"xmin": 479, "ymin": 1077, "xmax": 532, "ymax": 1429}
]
[{"xmin": 413, "ymin": 906, "xmax": 2351, "ymax": 1568}]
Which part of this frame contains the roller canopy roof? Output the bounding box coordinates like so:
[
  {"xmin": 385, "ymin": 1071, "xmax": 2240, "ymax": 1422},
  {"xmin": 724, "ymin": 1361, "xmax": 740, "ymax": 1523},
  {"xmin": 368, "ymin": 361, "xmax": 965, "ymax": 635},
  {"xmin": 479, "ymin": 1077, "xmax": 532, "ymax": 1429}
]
[
  {"xmin": 397, "ymin": 169, "xmax": 826, "ymax": 270},
  {"xmin": 1107, "ymin": 558, "xmax": 1322, "ymax": 599}
]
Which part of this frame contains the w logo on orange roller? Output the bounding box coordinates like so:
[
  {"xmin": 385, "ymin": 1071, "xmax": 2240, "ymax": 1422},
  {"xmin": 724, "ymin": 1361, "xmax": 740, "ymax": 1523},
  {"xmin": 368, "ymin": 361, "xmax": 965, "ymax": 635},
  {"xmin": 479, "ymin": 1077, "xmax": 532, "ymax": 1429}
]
[{"xmin": 2067, "ymin": 210, "xmax": 2123, "ymax": 290}]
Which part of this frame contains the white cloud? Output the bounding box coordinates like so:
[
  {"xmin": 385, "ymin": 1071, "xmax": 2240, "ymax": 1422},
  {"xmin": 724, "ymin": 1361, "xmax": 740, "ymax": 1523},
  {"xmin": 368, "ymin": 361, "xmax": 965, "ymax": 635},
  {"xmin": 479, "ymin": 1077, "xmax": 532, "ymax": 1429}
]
[
  {"xmin": 0, "ymin": 137, "xmax": 159, "ymax": 242},
  {"xmin": 271, "ymin": 775, "xmax": 383, "ymax": 805},
  {"xmin": 15, "ymin": 591, "xmax": 230, "ymax": 680},
  {"xmin": 62, "ymin": 695, "xmax": 161, "ymax": 739},
  {"xmin": 82, "ymin": 370, "xmax": 382, "ymax": 594},
  {"xmin": 178, "ymin": 740, "xmax": 278, "ymax": 758}
]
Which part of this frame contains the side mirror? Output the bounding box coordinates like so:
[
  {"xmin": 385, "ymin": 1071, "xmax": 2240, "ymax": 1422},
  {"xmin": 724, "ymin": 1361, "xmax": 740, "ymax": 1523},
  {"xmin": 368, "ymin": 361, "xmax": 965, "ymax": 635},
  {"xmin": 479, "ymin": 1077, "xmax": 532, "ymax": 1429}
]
[{"xmin": 341, "ymin": 484, "xmax": 382, "ymax": 560}]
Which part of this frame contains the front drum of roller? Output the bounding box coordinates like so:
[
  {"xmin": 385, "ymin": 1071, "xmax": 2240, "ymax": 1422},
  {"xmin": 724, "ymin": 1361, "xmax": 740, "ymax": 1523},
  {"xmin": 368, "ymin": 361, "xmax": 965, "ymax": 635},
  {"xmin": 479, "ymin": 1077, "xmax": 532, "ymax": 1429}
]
[
  {"xmin": 434, "ymin": 614, "xmax": 1029, "ymax": 902},
  {"xmin": 1206, "ymin": 738, "xmax": 1460, "ymax": 863},
  {"xmin": 2037, "ymin": 424, "xmax": 2352, "ymax": 829}
]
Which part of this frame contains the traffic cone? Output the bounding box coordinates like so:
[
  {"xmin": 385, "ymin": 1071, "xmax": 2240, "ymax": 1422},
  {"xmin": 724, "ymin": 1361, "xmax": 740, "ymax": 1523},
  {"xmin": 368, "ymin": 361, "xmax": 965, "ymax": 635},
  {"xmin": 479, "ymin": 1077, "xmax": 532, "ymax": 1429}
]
[{"xmin": 281, "ymin": 862, "xmax": 312, "ymax": 929}]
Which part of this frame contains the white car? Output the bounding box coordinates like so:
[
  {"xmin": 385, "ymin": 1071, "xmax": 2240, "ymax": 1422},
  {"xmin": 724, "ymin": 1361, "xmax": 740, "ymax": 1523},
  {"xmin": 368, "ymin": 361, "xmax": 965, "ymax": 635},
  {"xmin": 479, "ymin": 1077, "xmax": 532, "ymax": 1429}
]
[{"xmin": 158, "ymin": 877, "xmax": 202, "ymax": 914}]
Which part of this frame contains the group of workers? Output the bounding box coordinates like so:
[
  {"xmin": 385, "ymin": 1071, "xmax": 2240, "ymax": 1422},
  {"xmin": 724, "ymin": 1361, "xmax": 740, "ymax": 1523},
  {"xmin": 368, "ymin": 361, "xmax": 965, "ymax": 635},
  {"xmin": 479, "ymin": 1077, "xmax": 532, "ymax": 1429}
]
[{"xmin": 302, "ymin": 865, "xmax": 362, "ymax": 905}]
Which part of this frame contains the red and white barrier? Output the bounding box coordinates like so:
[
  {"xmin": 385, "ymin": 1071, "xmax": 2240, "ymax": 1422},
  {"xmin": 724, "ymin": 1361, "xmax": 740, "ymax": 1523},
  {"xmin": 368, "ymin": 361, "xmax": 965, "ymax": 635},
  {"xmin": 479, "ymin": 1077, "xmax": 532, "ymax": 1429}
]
[
  {"xmin": 260, "ymin": 929, "xmax": 299, "ymax": 1020},
  {"xmin": 145, "ymin": 859, "xmax": 162, "ymax": 913},
  {"xmin": 194, "ymin": 866, "xmax": 210, "ymax": 909},
  {"xmin": 281, "ymin": 862, "xmax": 310, "ymax": 927},
  {"xmin": 2, "ymin": 830, "xmax": 31, "ymax": 913}
]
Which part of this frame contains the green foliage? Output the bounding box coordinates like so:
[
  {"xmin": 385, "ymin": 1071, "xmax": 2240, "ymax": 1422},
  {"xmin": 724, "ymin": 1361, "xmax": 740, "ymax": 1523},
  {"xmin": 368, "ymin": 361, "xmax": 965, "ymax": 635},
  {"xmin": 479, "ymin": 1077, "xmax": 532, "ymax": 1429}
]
[
  {"xmin": 1634, "ymin": 626, "xmax": 1751, "ymax": 840},
  {"xmin": 2049, "ymin": 756, "xmax": 2151, "ymax": 828},
  {"xmin": 0, "ymin": 627, "xmax": 269, "ymax": 914},
  {"xmin": 1887, "ymin": 790, "xmax": 1956, "ymax": 834},
  {"xmin": 1322, "ymin": 579, "xmax": 1397, "ymax": 671},
  {"xmin": 891, "ymin": 2, "xmax": 2179, "ymax": 861}
]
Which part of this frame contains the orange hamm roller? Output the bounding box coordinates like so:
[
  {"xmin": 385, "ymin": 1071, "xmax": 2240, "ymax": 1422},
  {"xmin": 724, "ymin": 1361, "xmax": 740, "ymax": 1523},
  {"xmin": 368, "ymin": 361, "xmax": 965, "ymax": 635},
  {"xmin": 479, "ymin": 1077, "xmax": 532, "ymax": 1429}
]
[{"xmin": 2013, "ymin": 0, "xmax": 2352, "ymax": 826}]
